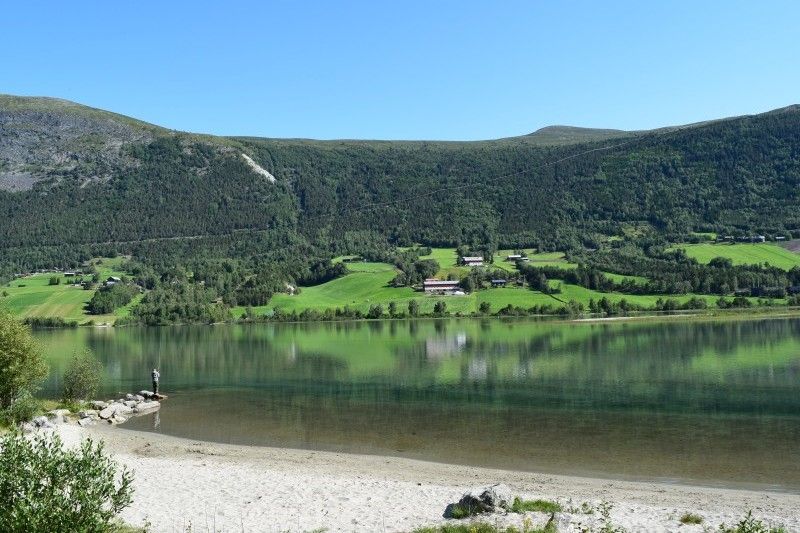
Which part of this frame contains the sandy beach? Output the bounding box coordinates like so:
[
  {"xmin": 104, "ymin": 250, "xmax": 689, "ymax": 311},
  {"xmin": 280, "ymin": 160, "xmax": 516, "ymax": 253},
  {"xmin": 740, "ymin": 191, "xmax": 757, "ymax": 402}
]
[{"xmin": 55, "ymin": 424, "xmax": 800, "ymax": 533}]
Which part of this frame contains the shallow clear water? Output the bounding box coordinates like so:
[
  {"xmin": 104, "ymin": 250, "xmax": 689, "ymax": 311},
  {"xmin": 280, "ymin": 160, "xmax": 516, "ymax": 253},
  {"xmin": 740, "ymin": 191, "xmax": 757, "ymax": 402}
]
[{"xmin": 35, "ymin": 317, "xmax": 800, "ymax": 491}]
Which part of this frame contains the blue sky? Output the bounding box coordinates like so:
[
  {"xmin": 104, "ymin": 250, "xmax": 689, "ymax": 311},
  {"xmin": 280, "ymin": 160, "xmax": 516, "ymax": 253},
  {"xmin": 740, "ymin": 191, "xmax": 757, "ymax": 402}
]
[{"xmin": 1, "ymin": 1, "xmax": 798, "ymax": 140}]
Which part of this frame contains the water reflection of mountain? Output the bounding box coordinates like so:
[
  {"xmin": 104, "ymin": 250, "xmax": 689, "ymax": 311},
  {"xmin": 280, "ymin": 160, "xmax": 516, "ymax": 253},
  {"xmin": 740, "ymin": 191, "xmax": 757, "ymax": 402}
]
[{"xmin": 33, "ymin": 318, "xmax": 800, "ymax": 415}]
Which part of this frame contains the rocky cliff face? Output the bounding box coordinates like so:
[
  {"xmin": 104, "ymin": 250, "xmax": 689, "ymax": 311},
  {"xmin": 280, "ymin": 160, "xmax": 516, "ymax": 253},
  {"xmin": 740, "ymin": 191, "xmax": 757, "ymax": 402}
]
[{"xmin": 0, "ymin": 95, "xmax": 158, "ymax": 191}]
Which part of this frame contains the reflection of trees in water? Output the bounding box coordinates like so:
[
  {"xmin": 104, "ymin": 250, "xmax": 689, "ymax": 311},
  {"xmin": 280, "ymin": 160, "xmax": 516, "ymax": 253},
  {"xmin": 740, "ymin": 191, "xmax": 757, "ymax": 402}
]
[
  {"xmin": 452, "ymin": 319, "xmax": 800, "ymax": 386},
  {"xmin": 36, "ymin": 319, "xmax": 800, "ymax": 414}
]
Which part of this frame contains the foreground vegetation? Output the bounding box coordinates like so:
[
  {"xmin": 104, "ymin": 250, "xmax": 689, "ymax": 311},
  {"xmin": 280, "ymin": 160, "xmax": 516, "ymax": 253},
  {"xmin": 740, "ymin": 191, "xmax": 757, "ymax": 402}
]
[{"xmin": 0, "ymin": 308, "xmax": 133, "ymax": 531}]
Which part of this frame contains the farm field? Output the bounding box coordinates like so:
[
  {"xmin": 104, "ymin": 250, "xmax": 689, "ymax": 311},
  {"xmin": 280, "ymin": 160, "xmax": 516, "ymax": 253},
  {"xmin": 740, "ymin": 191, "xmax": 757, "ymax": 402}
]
[
  {"xmin": 674, "ymin": 243, "xmax": 800, "ymax": 270},
  {"xmin": 233, "ymin": 256, "xmax": 768, "ymax": 318},
  {"xmin": 415, "ymin": 247, "xmax": 578, "ymax": 277},
  {"xmin": 0, "ymin": 258, "xmax": 135, "ymax": 324}
]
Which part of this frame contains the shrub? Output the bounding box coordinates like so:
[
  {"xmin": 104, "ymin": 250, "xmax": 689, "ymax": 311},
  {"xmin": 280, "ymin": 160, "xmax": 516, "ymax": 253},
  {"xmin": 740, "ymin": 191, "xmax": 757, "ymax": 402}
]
[
  {"xmin": 23, "ymin": 317, "xmax": 78, "ymax": 329},
  {"xmin": 48, "ymin": 276, "xmax": 61, "ymax": 286},
  {"xmin": 0, "ymin": 390, "xmax": 40, "ymax": 427},
  {"xmin": 718, "ymin": 511, "xmax": 786, "ymax": 533},
  {"xmin": 0, "ymin": 432, "xmax": 133, "ymax": 533},
  {"xmin": 0, "ymin": 310, "xmax": 48, "ymax": 410},
  {"xmin": 62, "ymin": 350, "xmax": 103, "ymax": 402},
  {"xmin": 433, "ymin": 301, "xmax": 447, "ymax": 316}
]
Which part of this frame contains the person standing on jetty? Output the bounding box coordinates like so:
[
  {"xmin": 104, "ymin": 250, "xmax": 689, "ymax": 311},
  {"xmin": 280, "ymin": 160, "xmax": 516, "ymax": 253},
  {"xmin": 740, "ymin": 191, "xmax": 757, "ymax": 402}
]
[{"xmin": 152, "ymin": 368, "xmax": 160, "ymax": 395}]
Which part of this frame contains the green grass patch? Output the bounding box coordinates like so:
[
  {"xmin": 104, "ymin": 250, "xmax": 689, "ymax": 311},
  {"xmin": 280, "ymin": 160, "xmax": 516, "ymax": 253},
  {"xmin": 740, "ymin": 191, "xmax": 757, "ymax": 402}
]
[
  {"xmin": 679, "ymin": 513, "xmax": 703, "ymax": 525},
  {"xmin": 414, "ymin": 523, "xmax": 555, "ymax": 533},
  {"xmin": 511, "ymin": 498, "xmax": 562, "ymax": 514},
  {"xmin": 674, "ymin": 243, "xmax": 800, "ymax": 270},
  {"xmin": 1, "ymin": 258, "xmax": 136, "ymax": 324}
]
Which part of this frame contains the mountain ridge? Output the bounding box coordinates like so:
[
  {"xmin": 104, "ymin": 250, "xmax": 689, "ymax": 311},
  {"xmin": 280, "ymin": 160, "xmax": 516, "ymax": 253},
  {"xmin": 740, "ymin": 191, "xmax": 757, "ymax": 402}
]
[{"xmin": 2, "ymin": 94, "xmax": 800, "ymax": 274}]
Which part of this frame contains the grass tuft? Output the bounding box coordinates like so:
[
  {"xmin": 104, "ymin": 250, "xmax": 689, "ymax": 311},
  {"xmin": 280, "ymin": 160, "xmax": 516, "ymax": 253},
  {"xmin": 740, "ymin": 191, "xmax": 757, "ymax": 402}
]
[
  {"xmin": 511, "ymin": 498, "xmax": 562, "ymax": 514},
  {"xmin": 679, "ymin": 512, "xmax": 703, "ymax": 525}
]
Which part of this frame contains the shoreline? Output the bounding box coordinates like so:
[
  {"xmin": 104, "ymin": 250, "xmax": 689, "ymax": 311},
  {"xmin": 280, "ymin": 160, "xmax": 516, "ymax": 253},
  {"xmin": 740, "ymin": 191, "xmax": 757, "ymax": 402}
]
[
  {"xmin": 23, "ymin": 305, "xmax": 800, "ymax": 330},
  {"xmin": 56, "ymin": 424, "xmax": 800, "ymax": 533}
]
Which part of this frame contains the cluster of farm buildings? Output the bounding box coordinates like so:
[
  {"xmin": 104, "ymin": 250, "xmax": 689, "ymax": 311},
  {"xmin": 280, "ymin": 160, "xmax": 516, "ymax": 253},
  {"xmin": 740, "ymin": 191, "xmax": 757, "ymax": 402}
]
[{"xmin": 422, "ymin": 253, "xmax": 527, "ymax": 295}]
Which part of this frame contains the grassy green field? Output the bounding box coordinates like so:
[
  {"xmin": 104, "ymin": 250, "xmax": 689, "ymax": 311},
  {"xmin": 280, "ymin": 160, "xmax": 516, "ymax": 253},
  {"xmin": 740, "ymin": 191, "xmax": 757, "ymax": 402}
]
[
  {"xmin": 231, "ymin": 252, "xmax": 765, "ymax": 318},
  {"xmin": 414, "ymin": 247, "xmax": 578, "ymax": 277},
  {"xmin": 0, "ymin": 258, "xmax": 136, "ymax": 324},
  {"xmin": 675, "ymin": 243, "xmax": 800, "ymax": 270}
]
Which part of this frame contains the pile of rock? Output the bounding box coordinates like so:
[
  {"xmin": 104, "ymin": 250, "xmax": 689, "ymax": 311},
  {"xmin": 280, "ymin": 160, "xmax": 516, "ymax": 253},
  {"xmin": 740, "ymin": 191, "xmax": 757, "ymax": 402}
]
[
  {"xmin": 20, "ymin": 391, "xmax": 161, "ymax": 433},
  {"xmin": 89, "ymin": 392, "xmax": 161, "ymax": 425}
]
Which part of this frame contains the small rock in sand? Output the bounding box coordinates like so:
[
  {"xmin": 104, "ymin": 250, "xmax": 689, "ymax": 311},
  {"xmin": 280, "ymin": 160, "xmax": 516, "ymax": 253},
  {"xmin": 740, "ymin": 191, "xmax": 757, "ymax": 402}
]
[{"xmin": 450, "ymin": 483, "xmax": 514, "ymax": 516}]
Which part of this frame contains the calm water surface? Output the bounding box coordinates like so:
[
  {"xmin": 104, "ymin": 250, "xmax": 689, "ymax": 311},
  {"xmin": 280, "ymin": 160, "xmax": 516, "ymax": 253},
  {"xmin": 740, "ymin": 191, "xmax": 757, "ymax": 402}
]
[{"xmin": 35, "ymin": 318, "xmax": 800, "ymax": 491}]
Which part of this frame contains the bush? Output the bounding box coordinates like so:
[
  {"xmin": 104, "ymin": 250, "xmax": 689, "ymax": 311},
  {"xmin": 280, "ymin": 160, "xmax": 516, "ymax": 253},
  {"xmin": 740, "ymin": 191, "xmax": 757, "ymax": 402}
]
[
  {"xmin": 48, "ymin": 276, "xmax": 61, "ymax": 286},
  {"xmin": 0, "ymin": 310, "xmax": 48, "ymax": 410},
  {"xmin": 0, "ymin": 390, "xmax": 40, "ymax": 427},
  {"xmin": 0, "ymin": 432, "xmax": 134, "ymax": 533},
  {"xmin": 62, "ymin": 350, "xmax": 103, "ymax": 402},
  {"xmin": 718, "ymin": 511, "xmax": 786, "ymax": 533},
  {"xmin": 22, "ymin": 317, "xmax": 78, "ymax": 329}
]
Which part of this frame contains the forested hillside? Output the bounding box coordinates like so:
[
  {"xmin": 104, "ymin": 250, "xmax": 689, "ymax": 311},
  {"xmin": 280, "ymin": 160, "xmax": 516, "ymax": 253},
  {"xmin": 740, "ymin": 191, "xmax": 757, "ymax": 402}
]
[{"xmin": 2, "ymin": 95, "xmax": 800, "ymax": 323}]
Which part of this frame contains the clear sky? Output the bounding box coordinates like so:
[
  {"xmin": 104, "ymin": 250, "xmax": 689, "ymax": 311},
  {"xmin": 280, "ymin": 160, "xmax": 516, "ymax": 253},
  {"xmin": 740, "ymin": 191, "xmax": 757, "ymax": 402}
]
[{"xmin": 1, "ymin": 1, "xmax": 798, "ymax": 140}]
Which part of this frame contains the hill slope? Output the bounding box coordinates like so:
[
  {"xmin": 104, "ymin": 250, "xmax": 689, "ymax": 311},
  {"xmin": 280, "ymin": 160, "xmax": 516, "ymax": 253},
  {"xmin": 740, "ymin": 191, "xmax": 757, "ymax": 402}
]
[{"xmin": 1, "ymin": 95, "xmax": 800, "ymax": 273}]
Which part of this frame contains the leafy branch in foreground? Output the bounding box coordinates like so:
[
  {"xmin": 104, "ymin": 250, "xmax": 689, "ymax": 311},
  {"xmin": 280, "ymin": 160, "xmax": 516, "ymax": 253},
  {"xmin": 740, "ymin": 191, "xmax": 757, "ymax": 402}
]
[{"xmin": 0, "ymin": 432, "xmax": 134, "ymax": 533}]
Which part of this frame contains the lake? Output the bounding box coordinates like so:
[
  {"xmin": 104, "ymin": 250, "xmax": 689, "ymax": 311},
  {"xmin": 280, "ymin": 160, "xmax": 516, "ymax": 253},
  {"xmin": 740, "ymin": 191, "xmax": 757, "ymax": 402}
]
[{"xmin": 35, "ymin": 317, "xmax": 800, "ymax": 492}]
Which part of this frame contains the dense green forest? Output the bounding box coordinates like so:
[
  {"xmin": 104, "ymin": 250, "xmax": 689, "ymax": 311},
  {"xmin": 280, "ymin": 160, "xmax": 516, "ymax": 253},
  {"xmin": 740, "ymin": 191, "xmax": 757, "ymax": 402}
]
[{"xmin": 2, "ymin": 96, "xmax": 800, "ymax": 322}]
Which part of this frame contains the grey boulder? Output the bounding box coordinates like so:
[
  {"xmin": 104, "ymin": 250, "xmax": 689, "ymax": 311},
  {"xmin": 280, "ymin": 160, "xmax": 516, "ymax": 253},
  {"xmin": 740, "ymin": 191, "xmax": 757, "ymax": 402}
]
[
  {"xmin": 133, "ymin": 400, "xmax": 160, "ymax": 413},
  {"xmin": 98, "ymin": 403, "xmax": 133, "ymax": 420}
]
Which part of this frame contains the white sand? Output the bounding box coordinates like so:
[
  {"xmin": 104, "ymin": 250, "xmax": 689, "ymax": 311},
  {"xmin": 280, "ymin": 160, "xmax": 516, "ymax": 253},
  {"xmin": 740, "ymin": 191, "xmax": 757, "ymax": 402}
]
[{"xmin": 57, "ymin": 424, "xmax": 800, "ymax": 533}]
